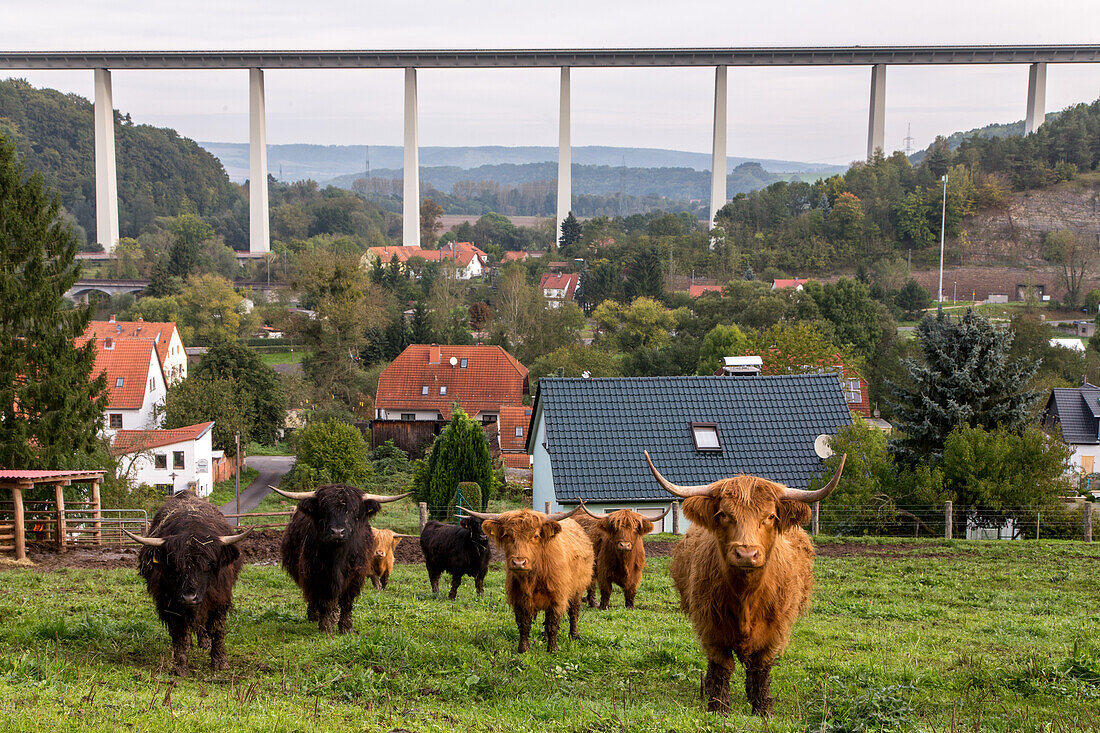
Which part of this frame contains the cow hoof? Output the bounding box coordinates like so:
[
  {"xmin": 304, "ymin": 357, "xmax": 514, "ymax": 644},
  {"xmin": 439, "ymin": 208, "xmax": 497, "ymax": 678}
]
[
  {"xmin": 172, "ymin": 666, "xmax": 189, "ymax": 678},
  {"xmin": 517, "ymin": 641, "xmax": 530, "ymax": 653},
  {"xmin": 212, "ymin": 658, "xmax": 229, "ymax": 671}
]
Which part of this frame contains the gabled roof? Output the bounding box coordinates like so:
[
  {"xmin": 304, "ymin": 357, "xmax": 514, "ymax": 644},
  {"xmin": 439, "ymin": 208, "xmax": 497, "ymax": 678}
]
[
  {"xmin": 375, "ymin": 344, "xmax": 529, "ymax": 417},
  {"xmin": 1046, "ymin": 386, "xmax": 1100, "ymax": 444},
  {"xmin": 86, "ymin": 319, "xmax": 180, "ymax": 372},
  {"xmin": 498, "ymin": 405, "xmax": 533, "ymax": 453},
  {"xmin": 539, "ymin": 272, "xmax": 579, "ymax": 300},
  {"xmin": 688, "ymin": 284, "xmax": 724, "ymax": 298},
  {"xmin": 76, "ymin": 336, "xmax": 165, "ymax": 410},
  {"xmin": 772, "ymin": 278, "xmax": 810, "ymax": 290},
  {"xmin": 112, "ymin": 422, "xmax": 214, "ymax": 455},
  {"xmin": 502, "ymin": 251, "xmax": 529, "ymax": 262},
  {"xmin": 531, "ymin": 374, "xmax": 852, "ymax": 503},
  {"xmin": 368, "ymin": 242, "xmax": 486, "ymax": 269}
]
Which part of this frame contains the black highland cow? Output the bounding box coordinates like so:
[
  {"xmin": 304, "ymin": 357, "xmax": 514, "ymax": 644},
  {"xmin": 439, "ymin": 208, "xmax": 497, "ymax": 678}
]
[
  {"xmin": 273, "ymin": 484, "xmax": 409, "ymax": 632},
  {"xmin": 127, "ymin": 490, "xmax": 252, "ymax": 676},
  {"xmin": 419, "ymin": 516, "xmax": 492, "ymax": 599}
]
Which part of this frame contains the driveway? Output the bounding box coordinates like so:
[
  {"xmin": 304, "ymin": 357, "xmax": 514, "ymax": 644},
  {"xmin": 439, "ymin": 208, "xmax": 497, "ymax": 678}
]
[{"xmin": 220, "ymin": 455, "xmax": 295, "ymax": 524}]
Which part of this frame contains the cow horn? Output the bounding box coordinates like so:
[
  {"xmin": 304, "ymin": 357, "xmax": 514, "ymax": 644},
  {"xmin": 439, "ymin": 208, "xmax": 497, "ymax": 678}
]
[
  {"xmin": 269, "ymin": 486, "xmax": 315, "ymax": 501},
  {"xmin": 217, "ymin": 528, "xmax": 254, "ymax": 546},
  {"xmin": 644, "ymin": 451, "xmax": 714, "ymax": 498},
  {"xmin": 576, "ymin": 501, "xmax": 600, "ymax": 519},
  {"xmin": 638, "ymin": 505, "xmax": 674, "ymax": 522},
  {"xmin": 781, "ymin": 454, "xmax": 847, "ymax": 504},
  {"xmin": 123, "ymin": 529, "xmax": 165, "ymax": 547},
  {"xmin": 361, "ymin": 491, "xmax": 413, "ymax": 504},
  {"xmin": 456, "ymin": 506, "xmax": 502, "ymax": 520},
  {"xmin": 544, "ymin": 505, "xmax": 582, "ymax": 522}
]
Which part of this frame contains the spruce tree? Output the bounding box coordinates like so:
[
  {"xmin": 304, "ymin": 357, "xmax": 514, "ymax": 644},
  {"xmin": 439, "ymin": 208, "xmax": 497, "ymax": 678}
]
[
  {"xmin": 0, "ymin": 137, "xmax": 108, "ymax": 468},
  {"xmin": 559, "ymin": 211, "xmax": 581, "ymax": 249},
  {"xmin": 417, "ymin": 406, "xmax": 493, "ymax": 519},
  {"xmin": 888, "ymin": 309, "xmax": 1039, "ymax": 465}
]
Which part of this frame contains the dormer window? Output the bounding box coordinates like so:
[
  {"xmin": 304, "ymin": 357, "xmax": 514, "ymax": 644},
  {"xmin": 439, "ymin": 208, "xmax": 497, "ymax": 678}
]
[
  {"xmin": 440, "ymin": 386, "xmax": 447, "ymax": 395},
  {"xmin": 690, "ymin": 423, "xmax": 721, "ymax": 451},
  {"xmin": 460, "ymin": 358, "xmax": 468, "ymax": 368},
  {"xmin": 421, "ymin": 386, "xmax": 429, "ymax": 395},
  {"xmin": 515, "ymin": 426, "xmax": 523, "ymax": 438},
  {"xmin": 115, "ymin": 377, "xmax": 124, "ymax": 388}
]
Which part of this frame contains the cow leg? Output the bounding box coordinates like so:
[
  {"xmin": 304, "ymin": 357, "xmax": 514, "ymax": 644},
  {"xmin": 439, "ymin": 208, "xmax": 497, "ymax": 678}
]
[
  {"xmin": 428, "ymin": 569, "xmax": 442, "ymax": 595},
  {"xmin": 318, "ymin": 602, "xmax": 338, "ymax": 633},
  {"xmin": 623, "ymin": 586, "xmax": 637, "ymax": 610},
  {"xmin": 338, "ymin": 572, "xmax": 366, "ymax": 634},
  {"xmin": 307, "ymin": 601, "xmax": 320, "ymax": 624},
  {"xmin": 744, "ymin": 655, "xmax": 774, "ymax": 717},
  {"xmin": 370, "ymin": 574, "xmax": 381, "ymax": 590},
  {"xmin": 567, "ymin": 595, "xmax": 582, "ymax": 639},
  {"xmin": 448, "ymin": 573, "xmax": 462, "ymax": 601},
  {"xmin": 702, "ymin": 654, "xmax": 734, "ymax": 715},
  {"xmin": 206, "ymin": 608, "xmax": 229, "ymax": 671},
  {"xmin": 514, "ymin": 605, "xmax": 533, "ymax": 653},
  {"xmin": 544, "ymin": 608, "xmax": 563, "ymax": 652},
  {"xmin": 474, "ymin": 571, "xmax": 486, "ymax": 596},
  {"xmin": 597, "ymin": 578, "xmax": 613, "ymax": 610},
  {"xmin": 585, "ymin": 577, "xmax": 597, "ymax": 608},
  {"xmin": 167, "ymin": 620, "xmax": 191, "ymax": 677},
  {"xmin": 380, "ymin": 571, "xmax": 389, "ymax": 590}
]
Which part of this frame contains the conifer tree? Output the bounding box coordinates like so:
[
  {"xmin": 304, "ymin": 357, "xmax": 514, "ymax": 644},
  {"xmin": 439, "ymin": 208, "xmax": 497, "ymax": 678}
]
[
  {"xmin": 888, "ymin": 309, "xmax": 1038, "ymax": 465},
  {"xmin": 0, "ymin": 137, "xmax": 108, "ymax": 468},
  {"xmin": 559, "ymin": 211, "xmax": 581, "ymax": 249},
  {"xmin": 417, "ymin": 406, "xmax": 493, "ymax": 519}
]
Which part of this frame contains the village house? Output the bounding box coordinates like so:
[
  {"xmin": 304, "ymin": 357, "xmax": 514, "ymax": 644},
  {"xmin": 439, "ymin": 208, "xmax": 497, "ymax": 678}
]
[
  {"xmin": 723, "ymin": 352, "xmax": 876, "ymax": 422},
  {"xmin": 771, "ymin": 278, "xmax": 811, "ymax": 291},
  {"xmin": 539, "ymin": 272, "xmax": 580, "ymax": 308},
  {"xmin": 527, "ymin": 374, "xmax": 852, "ymax": 533},
  {"xmin": 1042, "ymin": 384, "xmax": 1100, "ymax": 475},
  {"xmin": 374, "ymin": 344, "xmax": 529, "ymax": 425},
  {"xmin": 688, "ymin": 284, "xmax": 724, "ymax": 298},
  {"xmin": 363, "ymin": 242, "xmax": 489, "ymax": 280},
  {"xmin": 112, "ymin": 421, "xmax": 215, "ymax": 497},
  {"xmin": 77, "ymin": 335, "xmax": 169, "ymax": 437},
  {"xmin": 85, "ymin": 316, "xmax": 187, "ymax": 383},
  {"xmin": 497, "ymin": 405, "xmax": 534, "ymax": 470}
]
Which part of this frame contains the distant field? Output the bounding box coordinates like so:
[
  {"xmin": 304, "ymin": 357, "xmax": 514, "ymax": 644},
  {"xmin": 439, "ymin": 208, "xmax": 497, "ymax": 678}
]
[
  {"xmin": 260, "ymin": 351, "xmax": 307, "ymax": 366},
  {"xmin": 440, "ymin": 214, "xmax": 550, "ymax": 230},
  {"xmin": 1, "ymin": 538, "xmax": 1097, "ymax": 731}
]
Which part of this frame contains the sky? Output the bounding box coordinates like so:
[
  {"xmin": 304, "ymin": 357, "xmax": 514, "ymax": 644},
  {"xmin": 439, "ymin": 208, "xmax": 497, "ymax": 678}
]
[{"xmin": 3, "ymin": 0, "xmax": 1099, "ymax": 166}]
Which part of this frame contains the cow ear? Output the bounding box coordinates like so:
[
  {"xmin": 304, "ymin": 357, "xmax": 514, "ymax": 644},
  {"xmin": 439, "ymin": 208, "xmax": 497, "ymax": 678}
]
[
  {"xmin": 776, "ymin": 498, "xmax": 812, "ymax": 531},
  {"xmin": 541, "ymin": 521, "xmax": 562, "ymax": 540},
  {"xmin": 596, "ymin": 517, "xmax": 612, "ymax": 537},
  {"xmin": 361, "ymin": 499, "xmax": 381, "ymax": 519},
  {"xmin": 682, "ymin": 496, "xmax": 722, "ymax": 532},
  {"xmin": 481, "ymin": 519, "xmax": 500, "ymax": 539},
  {"xmin": 459, "ymin": 517, "xmax": 472, "ymax": 531},
  {"xmin": 638, "ymin": 519, "xmax": 655, "ymax": 535},
  {"xmin": 392, "ymin": 535, "xmax": 401, "ymax": 548},
  {"xmin": 297, "ymin": 496, "xmax": 317, "ymax": 517}
]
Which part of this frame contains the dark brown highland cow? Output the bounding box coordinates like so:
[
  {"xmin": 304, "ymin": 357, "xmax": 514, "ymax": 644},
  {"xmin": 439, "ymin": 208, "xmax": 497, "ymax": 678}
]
[
  {"xmin": 646, "ymin": 450, "xmax": 846, "ymax": 717},
  {"xmin": 273, "ymin": 484, "xmax": 409, "ymax": 632},
  {"xmin": 126, "ymin": 490, "xmax": 252, "ymax": 676},
  {"xmin": 460, "ymin": 506, "xmax": 593, "ymax": 653},
  {"xmin": 575, "ymin": 504, "xmax": 671, "ymax": 610}
]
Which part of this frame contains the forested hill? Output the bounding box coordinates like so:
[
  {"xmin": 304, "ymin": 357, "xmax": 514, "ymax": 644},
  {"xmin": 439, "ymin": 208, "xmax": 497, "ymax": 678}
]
[{"xmin": 0, "ymin": 78, "xmax": 246, "ymax": 249}]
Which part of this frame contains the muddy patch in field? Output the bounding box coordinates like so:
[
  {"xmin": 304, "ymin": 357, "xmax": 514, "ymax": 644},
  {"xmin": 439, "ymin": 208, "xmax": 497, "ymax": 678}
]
[{"xmin": 814, "ymin": 542, "xmax": 976, "ymax": 559}]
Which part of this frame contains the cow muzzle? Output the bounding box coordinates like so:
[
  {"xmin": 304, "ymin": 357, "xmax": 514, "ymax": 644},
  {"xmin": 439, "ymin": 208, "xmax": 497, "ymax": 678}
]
[
  {"xmin": 327, "ymin": 527, "xmax": 347, "ymax": 542},
  {"xmin": 617, "ymin": 541, "xmax": 633, "ymax": 552},
  {"xmin": 729, "ymin": 545, "xmax": 764, "ymax": 569},
  {"xmin": 179, "ymin": 592, "xmax": 201, "ymax": 606},
  {"xmin": 509, "ymin": 557, "xmax": 531, "ymax": 574}
]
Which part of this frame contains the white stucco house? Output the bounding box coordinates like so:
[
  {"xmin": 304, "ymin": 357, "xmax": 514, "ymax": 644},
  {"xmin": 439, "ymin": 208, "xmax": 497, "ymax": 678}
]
[
  {"xmin": 112, "ymin": 421, "xmax": 216, "ymax": 497},
  {"xmin": 78, "ymin": 336, "xmax": 169, "ymax": 437},
  {"xmin": 86, "ymin": 317, "xmax": 187, "ymax": 384},
  {"xmin": 1042, "ymin": 384, "xmax": 1100, "ymax": 476}
]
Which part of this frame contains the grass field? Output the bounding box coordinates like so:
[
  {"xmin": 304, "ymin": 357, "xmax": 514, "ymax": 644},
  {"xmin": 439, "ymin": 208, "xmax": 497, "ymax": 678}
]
[
  {"xmin": 205, "ymin": 467, "xmax": 260, "ymax": 507},
  {"xmin": 260, "ymin": 351, "xmax": 307, "ymax": 366},
  {"xmin": 1, "ymin": 538, "xmax": 1098, "ymax": 731}
]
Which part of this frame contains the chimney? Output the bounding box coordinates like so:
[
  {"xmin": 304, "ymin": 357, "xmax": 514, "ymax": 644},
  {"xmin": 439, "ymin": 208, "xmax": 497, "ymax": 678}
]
[
  {"xmin": 109, "ymin": 314, "xmax": 116, "ymax": 323},
  {"xmin": 429, "ymin": 344, "xmax": 441, "ymax": 365},
  {"xmin": 720, "ymin": 355, "xmax": 762, "ymax": 376}
]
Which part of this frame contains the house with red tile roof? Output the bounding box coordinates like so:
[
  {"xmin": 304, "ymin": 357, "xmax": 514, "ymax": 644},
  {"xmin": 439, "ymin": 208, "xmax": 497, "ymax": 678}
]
[
  {"xmin": 85, "ymin": 316, "xmax": 187, "ymax": 383},
  {"xmin": 539, "ymin": 272, "xmax": 580, "ymax": 309},
  {"xmin": 688, "ymin": 284, "xmax": 724, "ymax": 298},
  {"xmin": 771, "ymin": 278, "xmax": 811, "ymax": 291},
  {"xmin": 364, "ymin": 242, "xmax": 488, "ymax": 280},
  {"xmin": 76, "ymin": 335, "xmax": 168, "ymax": 436},
  {"xmin": 498, "ymin": 405, "xmax": 534, "ymax": 470},
  {"xmin": 501, "ymin": 251, "xmax": 529, "ymax": 263},
  {"xmin": 374, "ymin": 344, "xmax": 529, "ymax": 424},
  {"xmin": 732, "ymin": 349, "xmax": 873, "ymax": 419},
  {"xmin": 112, "ymin": 421, "xmax": 215, "ymax": 496}
]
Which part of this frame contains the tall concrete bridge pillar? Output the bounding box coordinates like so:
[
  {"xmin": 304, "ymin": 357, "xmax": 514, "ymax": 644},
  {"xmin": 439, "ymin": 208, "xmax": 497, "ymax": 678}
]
[
  {"xmin": 556, "ymin": 66, "xmax": 571, "ymax": 244},
  {"xmin": 94, "ymin": 69, "xmax": 119, "ymax": 253},
  {"xmin": 249, "ymin": 68, "xmax": 270, "ymax": 254},
  {"xmin": 403, "ymin": 67, "xmax": 420, "ymax": 247},
  {"xmin": 1025, "ymin": 62, "xmax": 1047, "ymax": 134},
  {"xmin": 866, "ymin": 64, "xmax": 886, "ymax": 159},
  {"xmin": 709, "ymin": 65, "xmax": 727, "ymax": 229}
]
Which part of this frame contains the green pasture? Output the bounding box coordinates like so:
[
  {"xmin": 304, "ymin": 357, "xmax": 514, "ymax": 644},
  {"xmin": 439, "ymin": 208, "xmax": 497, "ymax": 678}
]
[{"xmin": 0, "ymin": 538, "xmax": 1098, "ymax": 731}]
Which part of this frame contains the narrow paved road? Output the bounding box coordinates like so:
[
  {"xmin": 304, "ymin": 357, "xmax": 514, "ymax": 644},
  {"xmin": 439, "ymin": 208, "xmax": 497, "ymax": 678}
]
[{"xmin": 220, "ymin": 455, "xmax": 295, "ymax": 525}]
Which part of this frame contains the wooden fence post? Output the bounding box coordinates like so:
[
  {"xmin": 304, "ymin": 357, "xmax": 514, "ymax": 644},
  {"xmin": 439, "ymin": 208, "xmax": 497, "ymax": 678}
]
[
  {"xmin": 91, "ymin": 479, "xmax": 102, "ymax": 546},
  {"xmin": 544, "ymin": 501, "xmax": 551, "ymax": 514},
  {"xmin": 944, "ymin": 500, "xmax": 953, "ymax": 540},
  {"xmin": 12, "ymin": 487, "xmax": 25, "ymax": 562},
  {"xmin": 811, "ymin": 501, "xmax": 820, "ymax": 536},
  {"xmin": 55, "ymin": 482, "xmax": 68, "ymax": 553},
  {"xmin": 1084, "ymin": 503, "xmax": 1093, "ymax": 543},
  {"xmin": 671, "ymin": 501, "xmax": 680, "ymax": 535},
  {"xmin": 418, "ymin": 502, "xmax": 428, "ymax": 531}
]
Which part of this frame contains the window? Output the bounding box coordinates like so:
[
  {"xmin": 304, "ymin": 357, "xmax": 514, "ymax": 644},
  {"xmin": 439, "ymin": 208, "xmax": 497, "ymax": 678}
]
[
  {"xmin": 401, "ymin": 413, "xmax": 416, "ymax": 421},
  {"xmin": 421, "ymin": 386, "xmax": 429, "ymax": 395},
  {"xmin": 515, "ymin": 426, "xmax": 524, "ymax": 438},
  {"xmin": 440, "ymin": 386, "xmax": 447, "ymax": 395},
  {"xmin": 108, "ymin": 413, "xmax": 123, "ymax": 429},
  {"xmin": 845, "ymin": 378, "xmax": 862, "ymax": 404},
  {"xmin": 690, "ymin": 423, "xmax": 722, "ymax": 451},
  {"xmin": 173, "ymin": 451, "xmax": 185, "ymax": 470},
  {"xmin": 115, "ymin": 377, "xmax": 124, "ymax": 388},
  {"xmin": 482, "ymin": 414, "xmax": 497, "ymax": 424},
  {"xmin": 154, "ymin": 454, "xmax": 167, "ymax": 470},
  {"xmin": 460, "ymin": 358, "xmax": 468, "ymax": 368},
  {"xmin": 155, "ymin": 484, "xmax": 172, "ymax": 495}
]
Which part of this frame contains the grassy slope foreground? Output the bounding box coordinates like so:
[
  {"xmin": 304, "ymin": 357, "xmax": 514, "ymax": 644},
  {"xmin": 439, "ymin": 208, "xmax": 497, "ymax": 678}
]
[{"xmin": 0, "ymin": 539, "xmax": 1098, "ymax": 732}]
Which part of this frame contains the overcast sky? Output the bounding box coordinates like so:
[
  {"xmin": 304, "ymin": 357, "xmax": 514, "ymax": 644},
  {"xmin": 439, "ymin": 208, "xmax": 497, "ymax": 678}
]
[{"xmin": 4, "ymin": 0, "xmax": 1099, "ymax": 165}]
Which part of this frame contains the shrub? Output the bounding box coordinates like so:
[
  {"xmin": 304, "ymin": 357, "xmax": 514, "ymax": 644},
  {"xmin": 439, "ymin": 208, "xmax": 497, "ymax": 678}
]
[
  {"xmin": 288, "ymin": 419, "xmax": 372, "ymax": 489},
  {"xmin": 414, "ymin": 406, "xmax": 494, "ymax": 520},
  {"xmin": 454, "ymin": 482, "xmax": 483, "ymax": 512}
]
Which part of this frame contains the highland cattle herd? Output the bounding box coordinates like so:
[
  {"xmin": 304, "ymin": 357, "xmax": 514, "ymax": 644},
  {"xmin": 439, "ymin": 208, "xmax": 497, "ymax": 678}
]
[{"xmin": 122, "ymin": 452, "xmax": 847, "ymax": 717}]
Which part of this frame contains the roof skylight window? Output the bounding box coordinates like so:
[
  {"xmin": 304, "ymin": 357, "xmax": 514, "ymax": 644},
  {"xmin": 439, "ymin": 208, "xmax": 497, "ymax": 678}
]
[{"xmin": 690, "ymin": 423, "xmax": 721, "ymax": 451}]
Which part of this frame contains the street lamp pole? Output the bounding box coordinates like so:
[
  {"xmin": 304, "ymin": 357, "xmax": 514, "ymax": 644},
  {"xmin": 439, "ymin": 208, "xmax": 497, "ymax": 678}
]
[
  {"xmin": 235, "ymin": 430, "xmax": 241, "ymax": 519},
  {"xmin": 938, "ymin": 173, "xmax": 948, "ymax": 303}
]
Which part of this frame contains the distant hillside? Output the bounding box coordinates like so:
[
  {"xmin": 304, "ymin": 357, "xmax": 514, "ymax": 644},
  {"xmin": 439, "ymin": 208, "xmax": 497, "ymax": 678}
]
[
  {"xmin": 0, "ymin": 78, "xmax": 245, "ymax": 248},
  {"xmin": 199, "ymin": 142, "xmax": 844, "ymax": 184},
  {"xmin": 909, "ymin": 111, "xmax": 1064, "ymax": 163}
]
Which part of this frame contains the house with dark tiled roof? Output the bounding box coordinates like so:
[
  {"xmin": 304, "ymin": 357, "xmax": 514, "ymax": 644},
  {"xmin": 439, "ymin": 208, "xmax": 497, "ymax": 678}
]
[
  {"xmin": 526, "ymin": 375, "xmax": 852, "ymax": 533},
  {"xmin": 374, "ymin": 344, "xmax": 529, "ymax": 424},
  {"xmin": 1042, "ymin": 384, "xmax": 1100, "ymax": 475},
  {"xmin": 76, "ymin": 335, "xmax": 168, "ymax": 437},
  {"xmin": 112, "ymin": 421, "xmax": 215, "ymax": 496}
]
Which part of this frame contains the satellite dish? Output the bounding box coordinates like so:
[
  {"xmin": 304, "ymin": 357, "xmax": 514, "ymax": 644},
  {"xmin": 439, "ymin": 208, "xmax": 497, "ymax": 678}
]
[
  {"xmin": 449, "ymin": 356, "xmax": 458, "ymax": 366},
  {"xmin": 814, "ymin": 434, "xmax": 833, "ymax": 459}
]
